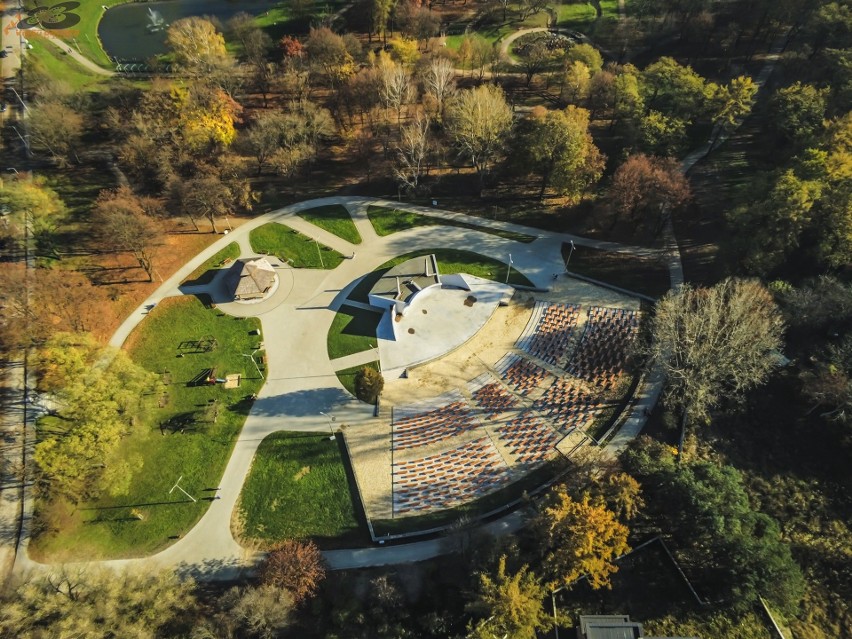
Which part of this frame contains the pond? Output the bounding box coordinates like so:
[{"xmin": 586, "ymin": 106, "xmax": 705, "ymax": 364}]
[{"xmin": 98, "ymin": 0, "xmax": 275, "ymax": 61}]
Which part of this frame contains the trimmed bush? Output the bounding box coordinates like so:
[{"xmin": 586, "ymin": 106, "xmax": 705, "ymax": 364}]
[{"xmin": 354, "ymin": 366, "xmax": 384, "ymax": 404}]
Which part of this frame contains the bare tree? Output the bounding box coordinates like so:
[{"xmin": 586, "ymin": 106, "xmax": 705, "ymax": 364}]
[
  {"xmin": 381, "ymin": 61, "xmax": 413, "ymax": 127},
  {"xmin": 421, "ymin": 57, "xmax": 456, "ymax": 121},
  {"xmin": 394, "ymin": 114, "xmax": 431, "ymax": 192},
  {"xmin": 648, "ymin": 279, "xmax": 785, "ymax": 455},
  {"xmin": 93, "ymin": 186, "xmax": 165, "ymax": 281},
  {"xmin": 27, "ymin": 101, "xmax": 84, "ymax": 165}
]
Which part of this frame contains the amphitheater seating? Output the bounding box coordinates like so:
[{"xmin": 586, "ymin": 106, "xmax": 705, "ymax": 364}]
[
  {"xmin": 516, "ymin": 302, "xmax": 581, "ymax": 366},
  {"xmin": 469, "ymin": 374, "xmax": 518, "ymax": 418},
  {"xmin": 567, "ymin": 306, "xmax": 640, "ymax": 389},
  {"xmin": 495, "ymin": 412, "xmax": 560, "ymax": 465},
  {"xmin": 533, "ymin": 378, "xmax": 602, "ymax": 433},
  {"xmin": 392, "ymin": 392, "xmax": 480, "ymax": 450},
  {"xmin": 392, "ymin": 437, "xmax": 511, "ymax": 515},
  {"xmin": 496, "ymin": 354, "xmax": 551, "ymax": 396}
]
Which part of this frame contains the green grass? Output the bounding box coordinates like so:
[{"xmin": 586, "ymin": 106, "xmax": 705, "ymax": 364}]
[
  {"xmin": 348, "ymin": 249, "xmax": 536, "ymax": 304},
  {"xmin": 557, "ymin": 0, "xmax": 620, "ymax": 28},
  {"xmin": 561, "ymin": 243, "xmax": 671, "ymax": 298},
  {"xmin": 444, "ymin": 7, "xmax": 550, "ymax": 52},
  {"xmin": 26, "ymin": 38, "xmax": 108, "ymax": 90},
  {"xmin": 236, "ymin": 432, "xmax": 364, "ymax": 547},
  {"xmin": 21, "ymin": 0, "xmax": 124, "ymax": 68},
  {"xmin": 250, "ymin": 223, "xmax": 345, "ymax": 269},
  {"xmin": 367, "ymin": 205, "xmax": 536, "ymax": 243},
  {"xmin": 372, "ymin": 459, "xmax": 566, "ymax": 537},
  {"xmin": 182, "ymin": 242, "xmax": 241, "ymax": 285},
  {"xmin": 327, "ymin": 305, "xmax": 382, "ymax": 361},
  {"xmin": 298, "ymin": 205, "xmax": 362, "ymax": 245},
  {"xmin": 335, "ymin": 361, "xmax": 380, "ymax": 399},
  {"xmin": 30, "ymin": 296, "xmax": 264, "ymax": 560}
]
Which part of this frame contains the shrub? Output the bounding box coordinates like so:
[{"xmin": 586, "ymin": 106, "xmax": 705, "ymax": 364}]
[{"xmin": 354, "ymin": 367, "xmax": 384, "ymax": 404}]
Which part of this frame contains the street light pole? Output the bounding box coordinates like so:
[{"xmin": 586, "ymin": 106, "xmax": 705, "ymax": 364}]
[
  {"xmin": 505, "ymin": 253, "xmax": 513, "ymax": 284},
  {"xmin": 369, "ymin": 343, "xmax": 381, "ymax": 373},
  {"xmin": 314, "ymin": 238, "xmax": 324, "ymax": 268},
  {"xmin": 319, "ymin": 411, "xmax": 336, "ymax": 440},
  {"xmin": 564, "ymin": 240, "xmax": 575, "ymax": 272},
  {"xmin": 169, "ymin": 475, "xmax": 197, "ymax": 502}
]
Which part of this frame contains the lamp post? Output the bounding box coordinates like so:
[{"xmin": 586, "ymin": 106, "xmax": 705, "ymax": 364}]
[
  {"xmin": 564, "ymin": 240, "xmax": 575, "ymax": 272},
  {"xmin": 242, "ymin": 351, "xmax": 264, "ymax": 379},
  {"xmin": 169, "ymin": 475, "xmax": 197, "ymax": 503},
  {"xmin": 314, "ymin": 238, "xmax": 324, "ymax": 268},
  {"xmin": 319, "ymin": 411, "xmax": 336, "ymax": 440},
  {"xmin": 505, "ymin": 253, "xmax": 513, "ymax": 284},
  {"xmin": 369, "ymin": 342, "xmax": 381, "ymax": 373}
]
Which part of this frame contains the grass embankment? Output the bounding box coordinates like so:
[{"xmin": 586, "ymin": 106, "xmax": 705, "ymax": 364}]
[
  {"xmin": 25, "ymin": 38, "xmax": 108, "ymax": 90},
  {"xmin": 236, "ymin": 432, "xmax": 365, "ymax": 547},
  {"xmin": 30, "ymin": 297, "xmax": 264, "ymax": 560},
  {"xmin": 335, "ymin": 361, "xmax": 380, "ymax": 398},
  {"xmin": 348, "ymin": 249, "xmax": 536, "ymax": 304},
  {"xmin": 298, "ymin": 204, "xmax": 362, "ymax": 244},
  {"xmin": 182, "ymin": 242, "xmax": 241, "ymax": 285},
  {"xmin": 372, "ymin": 458, "xmax": 567, "ymax": 537},
  {"xmin": 327, "ymin": 305, "xmax": 382, "ymax": 361},
  {"xmin": 367, "ymin": 205, "xmax": 536, "ymax": 243},
  {"xmin": 562, "ymin": 243, "xmax": 671, "ymax": 298},
  {"xmin": 250, "ymin": 223, "xmax": 345, "ymax": 269}
]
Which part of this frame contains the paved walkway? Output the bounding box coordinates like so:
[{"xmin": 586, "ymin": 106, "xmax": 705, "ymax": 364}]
[
  {"xmin": 4, "ymin": 25, "xmax": 788, "ymax": 582},
  {"xmin": 11, "ymin": 196, "xmax": 671, "ymax": 580}
]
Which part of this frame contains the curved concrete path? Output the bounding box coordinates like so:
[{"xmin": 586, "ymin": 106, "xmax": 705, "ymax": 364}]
[
  {"xmin": 7, "ymin": 24, "xmax": 789, "ymax": 580},
  {"xmin": 12, "ymin": 196, "xmax": 670, "ymax": 580}
]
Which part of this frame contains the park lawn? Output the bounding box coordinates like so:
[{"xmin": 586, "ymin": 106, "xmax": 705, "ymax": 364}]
[
  {"xmin": 367, "ymin": 205, "xmax": 536, "ymax": 243},
  {"xmin": 298, "ymin": 204, "xmax": 362, "ymax": 245},
  {"xmin": 250, "ymin": 222, "xmax": 345, "ymax": 269},
  {"xmin": 335, "ymin": 361, "xmax": 380, "ymax": 399},
  {"xmin": 20, "ymin": 0, "xmax": 125, "ymax": 67},
  {"xmin": 26, "ymin": 38, "xmax": 108, "ymax": 91},
  {"xmin": 236, "ymin": 432, "xmax": 364, "ymax": 547},
  {"xmin": 327, "ymin": 305, "xmax": 382, "ymax": 360},
  {"xmin": 348, "ymin": 249, "xmax": 535, "ymax": 304},
  {"xmin": 29, "ymin": 296, "xmax": 264, "ymax": 560},
  {"xmin": 557, "ymin": 0, "xmax": 620, "ymax": 27},
  {"xmin": 562, "ymin": 243, "xmax": 671, "ymax": 298},
  {"xmin": 444, "ymin": 7, "xmax": 550, "ymax": 52},
  {"xmin": 182, "ymin": 242, "xmax": 241, "ymax": 285}
]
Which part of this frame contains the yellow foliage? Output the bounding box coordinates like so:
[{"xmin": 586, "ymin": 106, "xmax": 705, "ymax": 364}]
[{"xmin": 539, "ymin": 488, "xmax": 630, "ymax": 590}]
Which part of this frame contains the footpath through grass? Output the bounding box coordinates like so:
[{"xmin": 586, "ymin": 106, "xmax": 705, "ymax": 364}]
[
  {"xmin": 367, "ymin": 205, "xmax": 536, "ymax": 243},
  {"xmin": 250, "ymin": 222, "xmax": 345, "ymax": 269},
  {"xmin": 563, "ymin": 243, "xmax": 671, "ymax": 298},
  {"xmin": 30, "ymin": 296, "xmax": 264, "ymax": 560},
  {"xmin": 21, "ymin": 0, "xmax": 125, "ymax": 68},
  {"xmin": 182, "ymin": 242, "xmax": 241, "ymax": 285},
  {"xmin": 327, "ymin": 305, "xmax": 382, "ymax": 360},
  {"xmin": 297, "ymin": 204, "xmax": 362, "ymax": 245},
  {"xmin": 236, "ymin": 432, "xmax": 365, "ymax": 548},
  {"xmin": 26, "ymin": 38, "xmax": 108, "ymax": 91},
  {"xmin": 348, "ymin": 249, "xmax": 536, "ymax": 304}
]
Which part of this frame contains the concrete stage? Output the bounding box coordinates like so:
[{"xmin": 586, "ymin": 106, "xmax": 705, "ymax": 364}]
[{"xmin": 376, "ymin": 275, "xmax": 514, "ymax": 377}]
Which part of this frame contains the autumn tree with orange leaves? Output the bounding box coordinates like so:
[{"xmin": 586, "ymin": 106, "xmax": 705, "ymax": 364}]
[{"xmin": 258, "ymin": 539, "xmax": 327, "ymax": 603}]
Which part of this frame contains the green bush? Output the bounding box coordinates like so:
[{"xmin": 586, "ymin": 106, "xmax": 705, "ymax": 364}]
[{"xmin": 354, "ymin": 367, "xmax": 384, "ymax": 404}]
